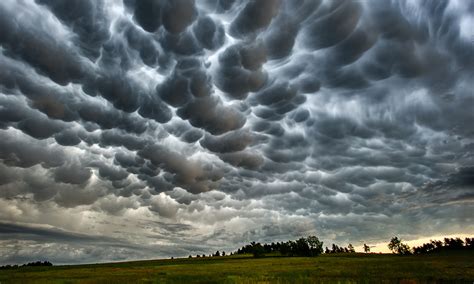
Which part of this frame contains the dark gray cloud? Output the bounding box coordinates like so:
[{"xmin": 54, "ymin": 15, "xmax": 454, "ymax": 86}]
[
  {"xmin": 0, "ymin": 3, "xmax": 90, "ymax": 86},
  {"xmin": 193, "ymin": 16, "xmax": 226, "ymax": 50},
  {"xmin": 0, "ymin": 0, "xmax": 473, "ymax": 264},
  {"xmin": 229, "ymin": 0, "xmax": 280, "ymax": 38},
  {"xmin": 213, "ymin": 42, "xmax": 268, "ymax": 99},
  {"xmin": 54, "ymin": 162, "xmax": 92, "ymax": 185},
  {"xmin": 0, "ymin": 129, "xmax": 66, "ymax": 168},
  {"xmin": 36, "ymin": 0, "xmax": 110, "ymax": 61},
  {"xmin": 301, "ymin": 0, "xmax": 362, "ymax": 49},
  {"xmin": 127, "ymin": 0, "xmax": 162, "ymax": 32},
  {"xmin": 0, "ymin": 222, "xmax": 120, "ymax": 244},
  {"xmin": 162, "ymin": 0, "xmax": 197, "ymax": 34},
  {"xmin": 177, "ymin": 95, "xmax": 246, "ymax": 134},
  {"xmin": 200, "ymin": 130, "xmax": 254, "ymax": 153}
]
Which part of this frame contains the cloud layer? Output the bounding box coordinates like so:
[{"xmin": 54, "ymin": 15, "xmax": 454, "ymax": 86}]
[{"xmin": 0, "ymin": 0, "xmax": 473, "ymax": 264}]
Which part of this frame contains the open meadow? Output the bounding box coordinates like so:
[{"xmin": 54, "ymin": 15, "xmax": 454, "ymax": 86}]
[{"xmin": 1, "ymin": 252, "xmax": 473, "ymax": 283}]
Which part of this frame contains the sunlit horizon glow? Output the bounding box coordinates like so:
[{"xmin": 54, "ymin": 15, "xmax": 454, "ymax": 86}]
[
  {"xmin": 0, "ymin": 0, "xmax": 473, "ymax": 265},
  {"xmin": 358, "ymin": 234, "xmax": 474, "ymax": 254}
]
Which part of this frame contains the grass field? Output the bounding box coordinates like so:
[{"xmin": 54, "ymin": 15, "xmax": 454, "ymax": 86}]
[{"xmin": 1, "ymin": 252, "xmax": 473, "ymax": 283}]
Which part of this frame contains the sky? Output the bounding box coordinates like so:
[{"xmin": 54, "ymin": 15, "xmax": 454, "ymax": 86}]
[{"xmin": 0, "ymin": 0, "xmax": 473, "ymax": 265}]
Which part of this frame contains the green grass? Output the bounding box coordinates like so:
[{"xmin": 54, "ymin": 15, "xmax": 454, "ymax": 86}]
[{"xmin": 1, "ymin": 252, "xmax": 473, "ymax": 283}]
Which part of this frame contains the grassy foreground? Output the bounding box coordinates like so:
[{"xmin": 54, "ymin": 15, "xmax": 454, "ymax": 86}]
[{"xmin": 1, "ymin": 253, "xmax": 473, "ymax": 283}]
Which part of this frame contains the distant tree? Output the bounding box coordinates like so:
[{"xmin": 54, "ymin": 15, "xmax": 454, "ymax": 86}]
[
  {"xmin": 2, "ymin": 261, "xmax": 52, "ymax": 269},
  {"xmin": 465, "ymin": 238, "xmax": 474, "ymax": 249},
  {"xmin": 414, "ymin": 240, "xmax": 438, "ymax": 254},
  {"xmin": 444, "ymin": 238, "xmax": 464, "ymax": 249},
  {"xmin": 286, "ymin": 241, "xmax": 296, "ymax": 256},
  {"xmin": 348, "ymin": 244, "xmax": 355, "ymax": 253},
  {"xmin": 306, "ymin": 236, "xmax": 324, "ymax": 256},
  {"xmin": 214, "ymin": 251, "xmax": 220, "ymax": 257},
  {"xmin": 401, "ymin": 243, "xmax": 411, "ymax": 254},
  {"xmin": 263, "ymin": 243, "xmax": 272, "ymax": 253},
  {"xmin": 222, "ymin": 251, "xmax": 226, "ymax": 256},
  {"xmin": 251, "ymin": 242, "xmax": 265, "ymax": 258},
  {"xmin": 188, "ymin": 255, "xmax": 192, "ymax": 258},
  {"xmin": 196, "ymin": 254, "xmax": 200, "ymax": 258},
  {"xmin": 325, "ymin": 247, "xmax": 330, "ymax": 254},
  {"xmin": 275, "ymin": 242, "xmax": 281, "ymax": 252},
  {"xmin": 280, "ymin": 241, "xmax": 291, "ymax": 256},
  {"xmin": 294, "ymin": 237, "xmax": 311, "ymax": 256},
  {"xmin": 363, "ymin": 244, "xmax": 370, "ymax": 253},
  {"xmin": 388, "ymin": 237, "xmax": 401, "ymax": 253},
  {"xmin": 413, "ymin": 237, "xmax": 474, "ymax": 254},
  {"xmin": 388, "ymin": 237, "xmax": 411, "ymax": 255},
  {"xmin": 431, "ymin": 240, "xmax": 443, "ymax": 250},
  {"xmin": 236, "ymin": 236, "xmax": 326, "ymax": 258}
]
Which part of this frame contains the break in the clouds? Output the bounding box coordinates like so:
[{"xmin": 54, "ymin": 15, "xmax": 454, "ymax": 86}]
[{"xmin": 0, "ymin": 0, "xmax": 473, "ymax": 264}]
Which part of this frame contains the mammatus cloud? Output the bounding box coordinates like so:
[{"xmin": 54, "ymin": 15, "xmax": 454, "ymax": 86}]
[{"xmin": 0, "ymin": 0, "xmax": 473, "ymax": 264}]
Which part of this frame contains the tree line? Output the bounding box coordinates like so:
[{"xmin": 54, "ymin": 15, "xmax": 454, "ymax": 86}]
[
  {"xmin": 388, "ymin": 236, "xmax": 474, "ymax": 255},
  {"xmin": 234, "ymin": 237, "xmax": 362, "ymax": 258},
  {"xmin": 194, "ymin": 236, "xmax": 474, "ymax": 258},
  {"xmin": 189, "ymin": 250, "xmax": 229, "ymax": 258},
  {"xmin": 0, "ymin": 261, "xmax": 53, "ymax": 270},
  {"xmin": 235, "ymin": 236, "xmax": 324, "ymax": 257},
  {"xmin": 324, "ymin": 243, "xmax": 356, "ymax": 254}
]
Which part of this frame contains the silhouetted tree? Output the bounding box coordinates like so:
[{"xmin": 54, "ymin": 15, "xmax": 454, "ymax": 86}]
[
  {"xmin": 1, "ymin": 261, "xmax": 53, "ymax": 270},
  {"xmin": 235, "ymin": 236, "xmax": 325, "ymax": 258},
  {"xmin": 214, "ymin": 251, "xmax": 220, "ymax": 257},
  {"xmin": 431, "ymin": 240, "xmax": 443, "ymax": 250},
  {"xmin": 363, "ymin": 243, "xmax": 370, "ymax": 253},
  {"xmin": 413, "ymin": 242, "xmax": 435, "ymax": 254},
  {"xmin": 348, "ymin": 244, "xmax": 355, "ymax": 253},
  {"xmin": 465, "ymin": 238, "xmax": 474, "ymax": 249},
  {"xmin": 307, "ymin": 236, "xmax": 324, "ymax": 256},
  {"xmin": 412, "ymin": 237, "xmax": 474, "ymax": 254},
  {"xmin": 294, "ymin": 237, "xmax": 311, "ymax": 256},
  {"xmin": 444, "ymin": 238, "xmax": 464, "ymax": 249},
  {"xmin": 251, "ymin": 242, "xmax": 265, "ymax": 258},
  {"xmin": 388, "ymin": 237, "xmax": 411, "ymax": 255},
  {"xmin": 388, "ymin": 237, "xmax": 401, "ymax": 253}
]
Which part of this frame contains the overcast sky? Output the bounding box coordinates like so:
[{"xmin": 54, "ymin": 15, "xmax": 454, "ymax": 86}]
[{"xmin": 0, "ymin": 0, "xmax": 473, "ymax": 265}]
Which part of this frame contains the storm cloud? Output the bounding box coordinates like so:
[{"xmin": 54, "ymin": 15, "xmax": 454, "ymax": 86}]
[{"xmin": 0, "ymin": 0, "xmax": 473, "ymax": 264}]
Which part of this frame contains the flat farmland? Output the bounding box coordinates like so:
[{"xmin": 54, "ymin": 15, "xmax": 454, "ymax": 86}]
[{"xmin": 1, "ymin": 252, "xmax": 473, "ymax": 283}]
